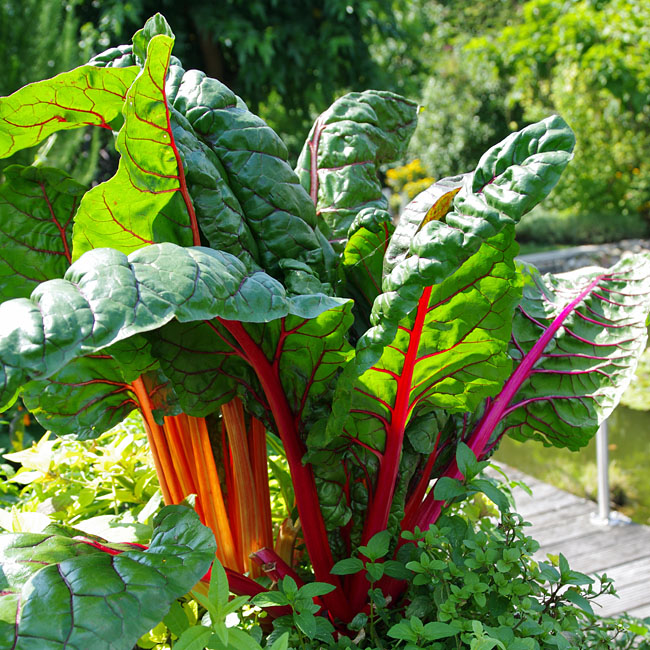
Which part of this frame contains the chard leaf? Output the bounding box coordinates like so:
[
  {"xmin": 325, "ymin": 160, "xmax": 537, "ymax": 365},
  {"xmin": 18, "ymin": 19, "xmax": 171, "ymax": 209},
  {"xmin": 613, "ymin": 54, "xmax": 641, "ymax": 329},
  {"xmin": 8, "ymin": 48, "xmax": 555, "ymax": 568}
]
[
  {"xmin": 72, "ymin": 34, "xmax": 196, "ymax": 259},
  {"xmin": 498, "ymin": 257, "xmax": 650, "ymax": 450},
  {"xmin": 149, "ymin": 301, "xmax": 353, "ymax": 426},
  {"xmin": 0, "ymin": 505, "xmax": 215, "ymax": 650},
  {"xmin": 339, "ymin": 228, "xmax": 521, "ymax": 449},
  {"xmin": 0, "ymin": 65, "xmax": 137, "ymax": 158},
  {"xmin": 0, "ymin": 243, "xmax": 346, "ymax": 410},
  {"xmin": 321, "ymin": 116, "xmax": 575, "ymax": 536},
  {"xmin": 21, "ymin": 347, "xmax": 155, "ymax": 439},
  {"xmin": 359, "ymin": 116, "xmax": 575, "ymax": 376},
  {"xmin": 170, "ymin": 107, "xmax": 260, "ymax": 270},
  {"xmin": 342, "ymin": 207, "xmax": 395, "ymax": 337},
  {"xmin": 383, "ymin": 174, "xmax": 466, "ymax": 277},
  {"xmin": 296, "ymin": 90, "xmax": 417, "ymax": 250},
  {"xmin": 0, "ymin": 165, "xmax": 85, "ymax": 299},
  {"xmin": 171, "ymin": 70, "xmax": 328, "ymax": 284}
]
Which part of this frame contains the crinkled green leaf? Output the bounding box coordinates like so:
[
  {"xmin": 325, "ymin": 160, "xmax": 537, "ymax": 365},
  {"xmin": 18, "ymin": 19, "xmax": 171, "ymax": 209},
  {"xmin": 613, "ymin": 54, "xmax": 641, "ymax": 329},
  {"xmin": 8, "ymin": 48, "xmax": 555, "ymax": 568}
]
[
  {"xmin": 319, "ymin": 116, "xmax": 575, "ymax": 535},
  {"xmin": 296, "ymin": 90, "xmax": 417, "ymax": 250},
  {"xmin": 359, "ymin": 116, "xmax": 575, "ymax": 376},
  {"xmin": 0, "ymin": 165, "xmax": 85, "ymax": 299},
  {"xmin": 342, "ymin": 207, "xmax": 394, "ymax": 337},
  {"xmin": 0, "ymin": 65, "xmax": 137, "ymax": 158},
  {"xmin": 169, "ymin": 107, "xmax": 260, "ymax": 270},
  {"xmin": 464, "ymin": 114, "xmax": 576, "ymax": 220},
  {"xmin": 0, "ymin": 242, "xmax": 347, "ymax": 410},
  {"xmin": 22, "ymin": 354, "xmax": 140, "ymax": 439},
  {"xmin": 337, "ymin": 229, "xmax": 521, "ymax": 447},
  {"xmin": 501, "ymin": 256, "xmax": 650, "ymax": 450},
  {"xmin": 171, "ymin": 69, "xmax": 328, "ymax": 285},
  {"xmin": 132, "ymin": 13, "xmax": 175, "ymax": 64},
  {"xmin": 384, "ymin": 174, "xmax": 466, "ymax": 277},
  {"xmin": 0, "ymin": 505, "xmax": 215, "ymax": 650},
  {"xmin": 72, "ymin": 34, "xmax": 195, "ymax": 260}
]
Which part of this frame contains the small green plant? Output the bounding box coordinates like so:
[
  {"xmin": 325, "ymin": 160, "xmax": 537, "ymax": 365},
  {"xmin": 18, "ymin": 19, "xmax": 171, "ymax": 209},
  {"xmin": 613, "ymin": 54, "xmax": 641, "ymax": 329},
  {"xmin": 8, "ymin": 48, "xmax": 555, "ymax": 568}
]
[{"xmin": 0, "ymin": 412, "xmax": 160, "ymax": 540}]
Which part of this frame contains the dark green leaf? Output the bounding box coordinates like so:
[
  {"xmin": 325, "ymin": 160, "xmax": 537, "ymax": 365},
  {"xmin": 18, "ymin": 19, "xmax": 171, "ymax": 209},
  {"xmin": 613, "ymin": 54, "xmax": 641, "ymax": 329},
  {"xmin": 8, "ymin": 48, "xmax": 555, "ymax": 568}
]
[
  {"xmin": 330, "ymin": 558, "xmax": 364, "ymax": 575},
  {"xmin": 564, "ymin": 588, "xmax": 594, "ymax": 615},
  {"xmin": 361, "ymin": 530, "xmax": 391, "ymax": 560},
  {"xmin": 422, "ymin": 621, "xmax": 461, "ymax": 641},
  {"xmin": 298, "ymin": 582, "xmax": 336, "ymax": 599},
  {"xmin": 0, "ymin": 165, "xmax": 85, "ymax": 299},
  {"xmin": 0, "ymin": 243, "xmax": 348, "ymax": 411},
  {"xmin": 433, "ymin": 477, "xmax": 466, "ymax": 502},
  {"xmin": 174, "ymin": 626, "xmax": 214, "ymax": 650},
  {"xmin": 0, "ymin": 505, "xmax": 215, "ymax": 650},
  {"xmin": 296, "ymin": 91, "xmax": 417, "ymax": 250},
  {"xmin": 471, "ymin": 479, "xmax": 510, "ymax": 512},
  {"xmin": 172, "ymin": 70, "xmax": 329, "ymax": 285},
  {"xmin": 456, "ymin": 442, "xmax": 479, "ymax": 479}
]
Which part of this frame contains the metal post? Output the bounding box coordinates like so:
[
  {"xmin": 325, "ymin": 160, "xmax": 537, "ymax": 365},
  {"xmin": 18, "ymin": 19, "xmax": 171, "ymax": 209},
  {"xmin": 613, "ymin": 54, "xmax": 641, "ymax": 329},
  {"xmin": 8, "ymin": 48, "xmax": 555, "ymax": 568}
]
[{"xmin": 595, "ymin": 419, "xmax": 610, "ymax": 524}]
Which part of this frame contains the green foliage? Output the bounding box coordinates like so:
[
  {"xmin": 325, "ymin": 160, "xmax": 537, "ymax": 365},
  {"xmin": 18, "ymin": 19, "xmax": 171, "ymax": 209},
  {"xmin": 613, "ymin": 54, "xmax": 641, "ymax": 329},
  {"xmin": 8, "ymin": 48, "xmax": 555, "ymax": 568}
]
[
  {"xmin": 515, "ymin": 208, "xmax": 649, "ymax": 246},
  {"xmin": 405, "ymin": 0, "xmax": 650, "ymax": 240},
  {"xmin": 2, "ymin": 11, "xmax": 650, "ymax": 646},
  {"xmin": 253, "ymin": 474, "xmax": 650, "ymax": 649},
  {"xmin": 0, "ymin": 413, "xmax": 160, "ymax": 541},
  {"xmin": 467, "ymin": 0, "xmax": 650, "ymax": 222}
]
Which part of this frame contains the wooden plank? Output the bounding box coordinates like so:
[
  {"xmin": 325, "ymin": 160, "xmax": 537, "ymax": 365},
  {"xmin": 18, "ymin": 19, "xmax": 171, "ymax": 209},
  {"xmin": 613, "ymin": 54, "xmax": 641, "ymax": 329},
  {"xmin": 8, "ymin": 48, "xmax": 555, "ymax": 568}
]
[
  {"xmin": 493, "ymin": 464, "xmax": 650, "ymax": 616},
  {"xmin": 524, "ymin": 501, "xmax": 594, "ymax": 532},
  {"xmin": 627, "ymin": 602, "xmax": 650, "ymax": 619},
  {"xmin": 537, "ymin": 527, "xmax": 650, "ymax": 574}
]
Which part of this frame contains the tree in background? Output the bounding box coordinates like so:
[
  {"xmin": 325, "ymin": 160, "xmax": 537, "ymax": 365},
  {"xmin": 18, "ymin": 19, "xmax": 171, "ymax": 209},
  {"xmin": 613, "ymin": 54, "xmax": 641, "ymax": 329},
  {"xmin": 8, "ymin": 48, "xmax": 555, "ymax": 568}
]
[
  {"xmin": 85, "ymin": 0, "xmax": 401, "ymax": 156},
  {"xmin": 407, "ymin": 0, "xmax": 650, "ymax": 242},
  {"xmin": 485, "ymin": 0, "xmax": 650, "ymax": 222}
]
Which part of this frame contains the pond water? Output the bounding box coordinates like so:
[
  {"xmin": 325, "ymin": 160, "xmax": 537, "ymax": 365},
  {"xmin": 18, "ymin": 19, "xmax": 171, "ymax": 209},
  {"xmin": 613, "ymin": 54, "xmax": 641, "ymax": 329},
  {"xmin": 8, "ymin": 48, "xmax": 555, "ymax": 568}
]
[{"xmin": 494, "ymin": 405, "xmax": 650, "ymax": 525}]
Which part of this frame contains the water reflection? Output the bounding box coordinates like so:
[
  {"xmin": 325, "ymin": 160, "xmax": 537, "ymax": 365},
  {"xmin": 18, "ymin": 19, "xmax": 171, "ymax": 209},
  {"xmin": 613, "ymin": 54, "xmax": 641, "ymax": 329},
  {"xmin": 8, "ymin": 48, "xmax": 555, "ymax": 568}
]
[{"xmin": 494, "ymin": 405, "xmax": 650, "ymax": 524}]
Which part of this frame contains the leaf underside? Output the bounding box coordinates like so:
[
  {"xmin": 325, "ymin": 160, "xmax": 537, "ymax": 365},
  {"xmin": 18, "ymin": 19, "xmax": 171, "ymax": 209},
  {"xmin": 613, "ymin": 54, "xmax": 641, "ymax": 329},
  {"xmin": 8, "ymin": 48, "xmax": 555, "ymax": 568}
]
[{"xmin": 503, "ymin": 257, "xmax": 650, "ymax": 450}]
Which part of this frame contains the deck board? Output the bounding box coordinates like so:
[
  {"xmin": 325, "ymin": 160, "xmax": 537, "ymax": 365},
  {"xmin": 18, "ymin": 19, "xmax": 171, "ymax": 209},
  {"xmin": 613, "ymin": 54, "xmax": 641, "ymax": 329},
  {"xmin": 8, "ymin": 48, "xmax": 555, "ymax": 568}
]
[{"xmin": 497, "ymin": 465, "xmax": 650, "ymax": 618}]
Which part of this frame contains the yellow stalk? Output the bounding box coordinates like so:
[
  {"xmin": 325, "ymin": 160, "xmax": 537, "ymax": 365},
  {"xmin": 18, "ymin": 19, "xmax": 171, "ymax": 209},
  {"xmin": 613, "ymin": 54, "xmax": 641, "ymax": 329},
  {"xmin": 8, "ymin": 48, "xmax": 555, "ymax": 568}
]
[{"xmin": 274, "ymin": 518, "xmax": 301, "ymax": 568}]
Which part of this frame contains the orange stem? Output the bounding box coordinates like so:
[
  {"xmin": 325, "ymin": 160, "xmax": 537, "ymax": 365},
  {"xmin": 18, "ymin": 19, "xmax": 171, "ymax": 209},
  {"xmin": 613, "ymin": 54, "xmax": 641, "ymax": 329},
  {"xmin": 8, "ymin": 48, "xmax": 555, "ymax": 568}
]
[
  {"xmin": 222, "ymin": 398, "xmax": 265, "ymax": 574},
  {"xmin": 187, "ymin": 415, "xmax": 240, "ymax": 571},
  {"xmin": 250, "ymin": 416, "xmax": 274, "ymax": 550},
  {"xmin": 131, "ymin": 378, "xmax": 183, "ymax": 504},
  {"xmin": 163, "ymin": 415, "xmax": 205, "ymax": 522}
]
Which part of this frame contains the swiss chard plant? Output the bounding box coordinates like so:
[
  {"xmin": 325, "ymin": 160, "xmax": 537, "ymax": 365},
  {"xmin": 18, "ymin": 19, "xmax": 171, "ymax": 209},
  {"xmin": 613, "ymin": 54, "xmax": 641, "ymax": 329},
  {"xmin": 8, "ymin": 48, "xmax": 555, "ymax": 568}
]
[{"xmin": 1, "ymin": 13, "xmax": 650, "ymax": 648}]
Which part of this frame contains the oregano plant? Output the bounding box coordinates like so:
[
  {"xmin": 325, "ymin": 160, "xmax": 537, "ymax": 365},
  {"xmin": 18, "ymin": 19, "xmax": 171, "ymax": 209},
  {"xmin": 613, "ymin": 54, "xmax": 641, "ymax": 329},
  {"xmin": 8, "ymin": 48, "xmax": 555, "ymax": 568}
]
[{"xmin": 0, "ymin": 13, "xmax": 649, "ymax": 649}]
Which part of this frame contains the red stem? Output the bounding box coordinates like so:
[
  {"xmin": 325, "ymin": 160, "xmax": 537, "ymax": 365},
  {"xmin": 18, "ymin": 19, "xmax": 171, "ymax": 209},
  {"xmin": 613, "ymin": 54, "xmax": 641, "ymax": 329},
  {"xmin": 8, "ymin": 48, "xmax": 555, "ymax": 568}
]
[
  {"xmin": 348, "ymin": 286, "xmax": 432, "ymax": 611},
  {"xmin": 411, "ymin": 275, "xmax": 605, "ymax": 532},
  {"xmin": 217, "ymin": 318, "xmax": 351, "ymax": 622}
]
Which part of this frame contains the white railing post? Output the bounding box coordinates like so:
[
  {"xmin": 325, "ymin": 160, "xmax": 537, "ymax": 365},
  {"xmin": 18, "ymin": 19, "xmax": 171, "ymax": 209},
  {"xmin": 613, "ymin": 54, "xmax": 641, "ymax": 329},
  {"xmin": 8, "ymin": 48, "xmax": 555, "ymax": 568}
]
[{"xmin": 595, "ymin": 419, "xmax": 610, "ymax": 524}]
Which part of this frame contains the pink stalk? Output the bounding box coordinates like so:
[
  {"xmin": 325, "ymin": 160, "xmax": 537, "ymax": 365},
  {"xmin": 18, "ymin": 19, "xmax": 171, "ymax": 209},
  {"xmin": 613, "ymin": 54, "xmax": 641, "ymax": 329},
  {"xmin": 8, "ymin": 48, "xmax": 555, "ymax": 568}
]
[
  {"xmin": 250, "ymin": 548, "xmax": 305, "ymax": 586},
  {"xmin": 411, "ymin": 275, "xmax": 604, "ymax": 532}
]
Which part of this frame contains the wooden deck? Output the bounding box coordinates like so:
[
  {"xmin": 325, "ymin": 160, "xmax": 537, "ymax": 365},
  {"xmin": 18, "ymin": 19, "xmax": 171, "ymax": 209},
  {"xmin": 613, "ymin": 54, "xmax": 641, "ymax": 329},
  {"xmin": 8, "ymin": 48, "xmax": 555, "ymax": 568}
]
[{"xmin": 499, "ymin": 465, "xmax": 650, "ymax": 619}]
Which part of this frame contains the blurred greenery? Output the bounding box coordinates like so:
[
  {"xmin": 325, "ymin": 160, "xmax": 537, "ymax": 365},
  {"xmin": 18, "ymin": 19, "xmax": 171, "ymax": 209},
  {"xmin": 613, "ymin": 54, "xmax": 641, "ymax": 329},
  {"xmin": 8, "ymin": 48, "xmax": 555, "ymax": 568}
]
[
  {"xmin": 1, "ymin": 0, "xmax": 648, "ymax": 238},
  {"xmin": 406, "ymin": 0, "xmax": 650, "ymax": 244},
  {"xmin": 0, "ymin": 412, "xmax": 162, "ymax": 542}
]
